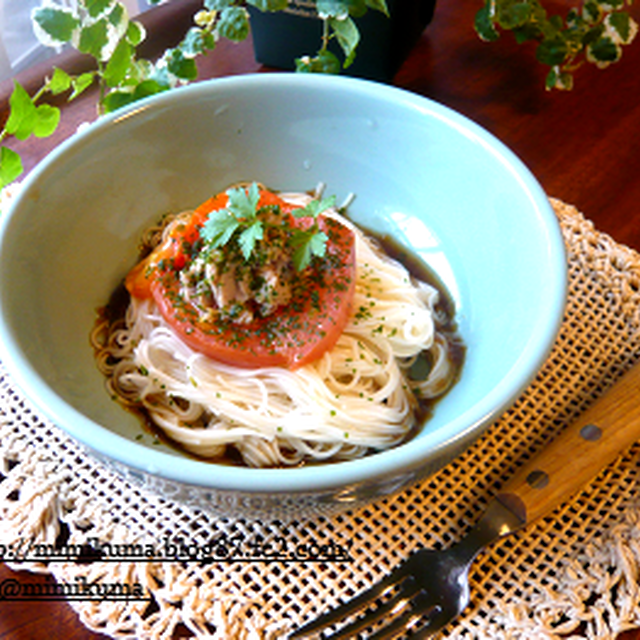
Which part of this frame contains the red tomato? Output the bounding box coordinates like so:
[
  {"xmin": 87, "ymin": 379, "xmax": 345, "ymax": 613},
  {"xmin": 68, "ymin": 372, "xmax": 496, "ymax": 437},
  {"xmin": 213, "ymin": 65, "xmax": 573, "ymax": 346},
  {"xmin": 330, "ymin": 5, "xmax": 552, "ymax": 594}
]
[{"xmin": 125, "ymin": 188, "xmax": 356, "ymax": 370}]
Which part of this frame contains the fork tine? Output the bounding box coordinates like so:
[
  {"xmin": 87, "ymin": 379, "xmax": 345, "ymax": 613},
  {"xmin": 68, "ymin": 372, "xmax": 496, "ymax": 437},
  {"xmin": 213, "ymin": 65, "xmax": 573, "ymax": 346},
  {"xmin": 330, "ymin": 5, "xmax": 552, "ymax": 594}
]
[
  {"xmin": 365, "ymin": 591, "xmax": 443, "ymax": 640},
  {"xmin": 320, "ymin": 576, "xmax": 421, "ymax": 639},
  {"xmin": 289, "ymin": 566, "xmax": 407, "ymax": 638}
]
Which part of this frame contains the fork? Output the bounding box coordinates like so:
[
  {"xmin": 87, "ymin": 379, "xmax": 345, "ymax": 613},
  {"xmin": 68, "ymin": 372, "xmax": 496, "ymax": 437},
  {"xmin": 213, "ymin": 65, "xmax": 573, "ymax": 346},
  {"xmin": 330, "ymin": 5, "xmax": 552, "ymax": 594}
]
[{"xmin": 290, "ymin": 360, "xmax": 640, "ymax": 639}]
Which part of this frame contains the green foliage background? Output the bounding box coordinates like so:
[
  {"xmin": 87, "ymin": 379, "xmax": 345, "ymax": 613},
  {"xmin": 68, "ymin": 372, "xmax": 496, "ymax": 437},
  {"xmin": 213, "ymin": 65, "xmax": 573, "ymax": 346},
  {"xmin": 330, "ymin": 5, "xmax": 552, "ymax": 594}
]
[{"xmin": 0, "ymin": 0, "xmax": 636, "ymax": 188}]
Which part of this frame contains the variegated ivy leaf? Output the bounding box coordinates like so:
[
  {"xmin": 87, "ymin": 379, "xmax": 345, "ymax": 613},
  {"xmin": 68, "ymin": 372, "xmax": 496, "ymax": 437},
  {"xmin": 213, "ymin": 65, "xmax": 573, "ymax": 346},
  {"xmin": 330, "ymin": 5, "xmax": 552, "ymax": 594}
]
[
  {"xmin": 217, "ymin": 6, "xmax": 250, "ymax": 42},
  {"xmin": 179, "ymin": 27, "xmax": 216, "ymax": 58},
  {"xmin": 296, "ymin": 50, "xmax": 342, "ymax": 74},
  {"xmin": 75, "ymin": 3, "xmax": 131, "ymax": 62},
  {"xmin": 586, "ymin": 35, "xmax": 621, "ymax": 67},
  {"xmin": 545, "ymin": 66, "xmax": 574, "ymax": 91},
  {"xmin": 76, "ymin": 18, "xmax": 109, "ymax": 59},
  {"xmin": 163, "ymin": 48, "xmax": 198, "ymax": 81},
  {"xmin": 32, "ymin": 5, "xmax": 80, "ymax": 47},
  {"xmin": 126, "ymin": 19, "xmax": 145, "ymax": 47},
  {"xmin": 606, "ymin": 11, "xmax": 638, "ymax": 44},
  {"xmin": 103, "ymin": 37, "xmax": 133, "ymax": 87},
  {"xmin": 85, "ymin": 0, "xmax": 115, "ymax": 18}
]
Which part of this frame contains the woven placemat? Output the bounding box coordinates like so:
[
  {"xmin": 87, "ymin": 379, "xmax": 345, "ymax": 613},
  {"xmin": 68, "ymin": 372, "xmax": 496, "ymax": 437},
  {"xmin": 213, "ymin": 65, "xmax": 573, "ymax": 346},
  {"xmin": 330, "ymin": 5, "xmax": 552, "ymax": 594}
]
[{"xmin": 2, "ymin": 198, "xmax": 640, "ymax": 639}]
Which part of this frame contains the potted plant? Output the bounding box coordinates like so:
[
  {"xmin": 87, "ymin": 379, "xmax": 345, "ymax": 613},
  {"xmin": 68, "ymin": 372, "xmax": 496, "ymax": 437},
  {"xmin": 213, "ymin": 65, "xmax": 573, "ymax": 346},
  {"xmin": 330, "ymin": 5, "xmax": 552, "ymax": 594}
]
[
  {"xmin": 0, "ymin": 0, "xmax": 636, "ymax": 189},
  {"xmin": 475, "ymin": 0, "xmax": 638, "ymax": 90},
  {"xmin": 247, "ymin": 0, "xmax": 437, "ymax": 81}
]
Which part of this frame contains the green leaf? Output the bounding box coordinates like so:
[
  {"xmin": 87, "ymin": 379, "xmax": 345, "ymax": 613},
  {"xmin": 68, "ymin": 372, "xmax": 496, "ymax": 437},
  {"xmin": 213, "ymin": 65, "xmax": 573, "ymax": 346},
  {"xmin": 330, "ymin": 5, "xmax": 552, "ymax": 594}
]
[
  {"xmin": 583, "ymin": 1, "xmax": 603, "ymax": 24},
  {"xmin": 247, "ymin": 0, "xmax": 289, "ymax": 11},
  {"xmin": 78, "ymin": 19, "xmax": 109, "ymax": 59},
  {"xmin": 238, "ymin": 221, "xmax": 264, "ymax": 260},
  {"xmin": 316, "ymin": 0, "xmax": 350, "ymax": 19},
  {"xmin": 329, "ymin": 16, "xmax": 360, "ymax": 63},
  {"xmin": 107, "ymin": 3, "xmax": 126, "ymax": 30},
  {"xmin": 295, "ymin": 49, "xmax": 342, "ymax": 74},
  {"xmin": 201, "ymin": 210, "xmax": 241, "ymax": 246},
  {"xmin": 147, "ymin": 63, "xmax": 173, "ymax": 89},
  {"xmin": 5, "ymin": 82, "xmax": 37, "ymax": 141},
  {"xmin": 132, "ymin": 79, "xmax": 168, "ymax": 99},
  {"xmin": 165, "ymin": 48, "xmax": 198, "ymax": 81},
  {"xmin": 290, "ymin": 229, "xmax": 329, "ymax": 271},
  {"xmin": 33, "ymin": 104, "xmax": 61, "ymax": 138},
  {"xmin": 101, "ymin": 90, "xmax": 136, "ymax": 113},
  {"xmin": 85, "ymin": 0, "xmax": 114, "ymax": 18},
  {"xmin": 217, "ymin": 6, "xmax": 250, "ymax": 41},
  {"xmin": 70, "ymin": 72, "xmax": 96, "ymax": 100},
  {"xmin": 608, "ymin": 11, "xmax": 632, "ymax": 43},
  {"xmin": 48, "ymin": 67, "xmax": 72, "ymax": 95},
  {"xmin": 126, "ymin": 20, "xmax": 146, "ymax": 47},
  {"xmin": 545, "ymin": 66, "xmax": 573, "ymax": 90},
  {"xmin": 587, "ymin": 35, "xmax": 621, "ymax": 63},
  {"xmin": 100, "ymin": 80, "xmax": 168, "ymax": 113},
  {"xmin": 32, "ymin": 6, "xmax": 80, "ymax": 44},
  {"xmin": 103, "ymin": 38, "xmax": 132, "ymax": 87},
  {"xmin": 536, "ymin": 36, "xmax": 569, "ymax": 66},
  {"xmin": 582, "ymin": 23, "xmax": 604, "ymax": 47},
  {"xmin": 474, "ymin": 5, "xmax": 500, "ymax": 42},
  {"xmin": 226, "ymin": 183, "xmax": 261, "ymax": 220},
  {"xmin": 512, "ymin": 24, "xmax": 541, "ymax": 44},
  {"xmin": 201, "ymin": 183, "xmax": 263, "ymax": 257},
  {"xmin": 497, "ymin": 2, "xmax": 531, "ymax": 29},
  {"xmin": 365, "ymin": 0, "xmax": 389, "ymax": 17},
  {"xmin": 294, "ymin": 195, "xmax": 336, "ymax": 219},
  {"xmin": 0, "ymin": 147, "xmax": 23, "ymax": 188},
  {"xmin": 180, "ymin": 27, "xmax": 216, "ymax": 57},
  {"xmin": 204, "ymin": 0, "xmax": 234, "ymax": 9}
]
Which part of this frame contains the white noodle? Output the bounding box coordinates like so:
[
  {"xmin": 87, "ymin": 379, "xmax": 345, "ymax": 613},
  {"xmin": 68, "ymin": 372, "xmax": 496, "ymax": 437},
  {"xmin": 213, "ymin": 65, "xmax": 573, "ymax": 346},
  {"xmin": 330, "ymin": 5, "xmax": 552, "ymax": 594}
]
[{"xmin": 93, "ymin": 198, "xmax": 460, "ymax": 467}]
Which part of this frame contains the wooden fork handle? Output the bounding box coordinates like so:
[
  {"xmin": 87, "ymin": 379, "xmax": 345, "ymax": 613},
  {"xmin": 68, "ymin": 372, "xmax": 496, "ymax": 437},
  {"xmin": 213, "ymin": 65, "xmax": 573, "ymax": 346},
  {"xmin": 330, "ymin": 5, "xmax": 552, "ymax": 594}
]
[{"xmin": 495, "ymin": 359, "xmax": 640, "ymax": 526}]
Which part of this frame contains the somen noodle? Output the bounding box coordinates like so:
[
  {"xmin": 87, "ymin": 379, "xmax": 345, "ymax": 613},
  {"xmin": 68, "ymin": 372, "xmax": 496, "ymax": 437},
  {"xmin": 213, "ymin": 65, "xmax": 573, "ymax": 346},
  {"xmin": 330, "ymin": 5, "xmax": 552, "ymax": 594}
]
[{"xmin": 92, "ymin": 186, "xmax": 462, "ymax": 467}]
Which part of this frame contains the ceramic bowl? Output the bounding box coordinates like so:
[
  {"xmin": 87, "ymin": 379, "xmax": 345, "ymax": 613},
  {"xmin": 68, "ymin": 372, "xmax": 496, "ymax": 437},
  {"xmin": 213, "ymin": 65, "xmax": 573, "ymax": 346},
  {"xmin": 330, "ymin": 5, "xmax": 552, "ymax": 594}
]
[{"xmin": 0, "ymin": 74, "xmax": 566, "ymax": 518}]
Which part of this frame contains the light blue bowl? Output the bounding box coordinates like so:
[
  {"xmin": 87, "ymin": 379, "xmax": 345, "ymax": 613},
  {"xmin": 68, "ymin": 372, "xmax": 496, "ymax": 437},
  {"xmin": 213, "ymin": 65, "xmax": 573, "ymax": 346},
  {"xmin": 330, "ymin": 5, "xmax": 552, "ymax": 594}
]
[{"xmin": 0, "ymin": 74, "xmax": 566, "ymax": 517}]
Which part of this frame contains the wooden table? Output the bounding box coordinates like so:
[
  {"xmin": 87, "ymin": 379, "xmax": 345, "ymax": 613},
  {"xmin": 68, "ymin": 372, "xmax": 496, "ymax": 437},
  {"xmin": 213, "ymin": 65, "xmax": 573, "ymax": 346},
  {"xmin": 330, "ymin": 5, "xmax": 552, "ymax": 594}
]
[{"xmin": 1, "ymin": 0, "xmax": 640, "ymax": 637}]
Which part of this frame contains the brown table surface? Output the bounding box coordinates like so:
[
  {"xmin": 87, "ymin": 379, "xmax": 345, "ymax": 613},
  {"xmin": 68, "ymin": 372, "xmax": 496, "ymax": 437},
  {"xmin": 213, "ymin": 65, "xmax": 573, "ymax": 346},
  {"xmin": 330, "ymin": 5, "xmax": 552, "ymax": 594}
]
[{"xmin": 2, "ymin": 0, "xmax": 640, "ymax": 638}]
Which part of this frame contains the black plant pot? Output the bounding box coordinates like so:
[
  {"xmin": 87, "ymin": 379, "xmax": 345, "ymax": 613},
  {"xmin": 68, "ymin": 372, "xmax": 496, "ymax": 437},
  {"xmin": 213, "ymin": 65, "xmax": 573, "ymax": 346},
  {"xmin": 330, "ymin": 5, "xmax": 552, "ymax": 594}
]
[{"xmin": 248, "ymin": 0, "xmax": 437, "ymax": 83}]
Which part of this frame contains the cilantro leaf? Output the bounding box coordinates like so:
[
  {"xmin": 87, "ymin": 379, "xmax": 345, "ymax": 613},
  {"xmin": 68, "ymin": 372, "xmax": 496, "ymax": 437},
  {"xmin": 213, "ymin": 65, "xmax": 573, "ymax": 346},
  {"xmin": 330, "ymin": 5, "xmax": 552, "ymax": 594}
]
[
  {"xmin": 201, "ymin": 209, "xmax": 241, "ymax": 247},
  {"xmin": 200, "ymin": 183, "xmax": 332, "ymax": 269},
  {"xmin": 293, "ymin": 195, "xmax": 336, "ymax": 219},
  {"xmin": 200, "ymin": 183, "xmax": 262, "ymax": 256},
  {"xmin": 226, "ymin": 182, "xmax": 260, "ymax": 220},
  {"xmin": 291, "ymin": 229, "xmax": 329, "ymax": 271},
  {"xmin": 238, "ymin": 220, "xmax": 264, "ymax": 260}
]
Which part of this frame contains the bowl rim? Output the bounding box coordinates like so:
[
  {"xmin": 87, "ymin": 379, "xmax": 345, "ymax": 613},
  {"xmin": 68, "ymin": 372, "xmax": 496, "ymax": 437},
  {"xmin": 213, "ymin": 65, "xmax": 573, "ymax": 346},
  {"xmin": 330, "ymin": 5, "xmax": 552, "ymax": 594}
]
[{"xmin": 0, "ymin": 73, "xmax": 567, "ymax": 494}]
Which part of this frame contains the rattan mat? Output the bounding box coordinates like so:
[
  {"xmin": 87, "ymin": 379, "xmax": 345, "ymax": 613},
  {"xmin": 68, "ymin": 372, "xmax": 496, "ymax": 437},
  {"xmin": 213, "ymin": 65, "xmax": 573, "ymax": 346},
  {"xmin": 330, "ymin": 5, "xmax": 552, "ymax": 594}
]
[{"xmin": 2, "ymin": 199, "xmax": 640, "ymax": 639}]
